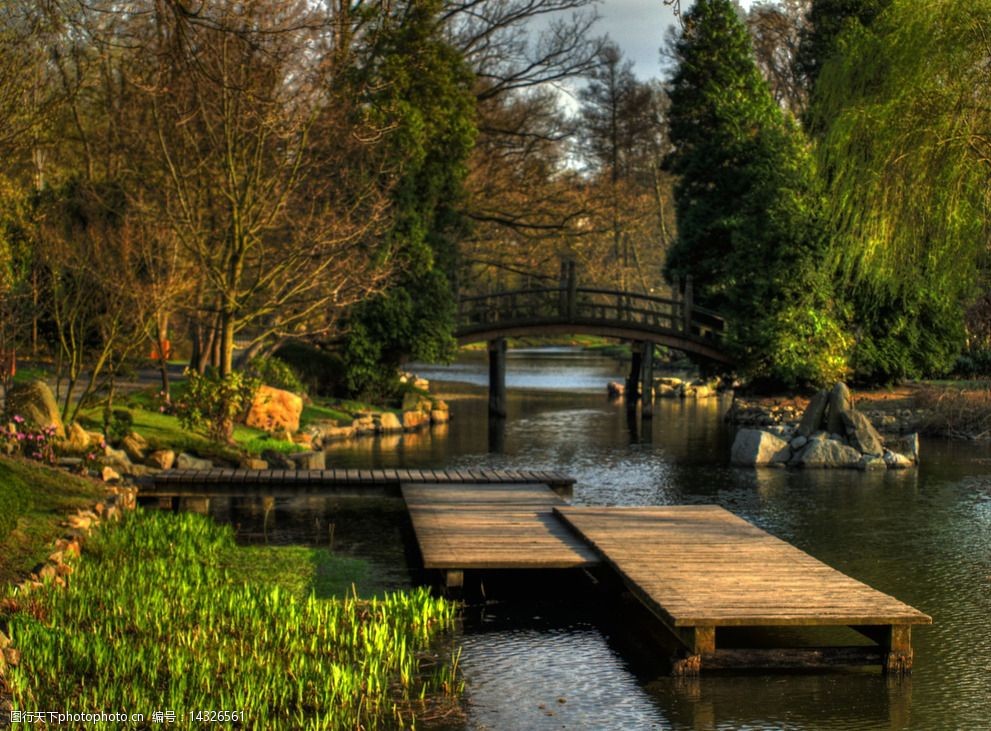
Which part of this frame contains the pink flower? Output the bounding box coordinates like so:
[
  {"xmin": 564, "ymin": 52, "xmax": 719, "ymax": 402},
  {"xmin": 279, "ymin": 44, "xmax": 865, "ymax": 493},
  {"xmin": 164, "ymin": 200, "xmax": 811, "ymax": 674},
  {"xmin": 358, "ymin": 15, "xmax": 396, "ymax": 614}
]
[{"xmin": 12, "ymin": 415, "xmax": 23, "ymax": 423}]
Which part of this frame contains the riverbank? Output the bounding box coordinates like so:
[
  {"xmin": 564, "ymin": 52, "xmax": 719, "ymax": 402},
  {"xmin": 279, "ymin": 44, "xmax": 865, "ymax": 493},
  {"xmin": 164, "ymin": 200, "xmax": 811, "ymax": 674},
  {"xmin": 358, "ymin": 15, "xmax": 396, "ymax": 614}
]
[
  {"xmin": 0, "ymin": 502, "xmax": 463, "ymax": 729},
  {"xmin": 727, "ymin": 381, "xmax": 991, "ymax": 439}
]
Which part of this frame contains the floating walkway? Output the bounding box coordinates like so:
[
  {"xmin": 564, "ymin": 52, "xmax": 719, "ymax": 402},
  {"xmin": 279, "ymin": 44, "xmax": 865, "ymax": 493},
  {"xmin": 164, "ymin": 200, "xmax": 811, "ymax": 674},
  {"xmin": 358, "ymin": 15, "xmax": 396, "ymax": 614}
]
[
  {"xmin": 147, "ymin": 468, "xmax": 574, "ymax": 497},
  {"xmin": 400, "ymin": 485, "xmax": 931, "ymax": 675}
]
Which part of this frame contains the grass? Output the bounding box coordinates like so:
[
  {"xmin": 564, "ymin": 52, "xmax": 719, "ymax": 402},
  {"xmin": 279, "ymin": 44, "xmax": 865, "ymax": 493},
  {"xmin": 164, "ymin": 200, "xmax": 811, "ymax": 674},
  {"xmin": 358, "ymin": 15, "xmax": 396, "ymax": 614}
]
[
  {"xmin": 300, "ymin": 401, "xmax": 353, "ymax": 426},
  {"xmin": 0, "ymin": 458, "xmax": 104, "ymax": 585},
  {"xmin": 1, "ymin": 510, "xmax": 462, "ymax": 729}
]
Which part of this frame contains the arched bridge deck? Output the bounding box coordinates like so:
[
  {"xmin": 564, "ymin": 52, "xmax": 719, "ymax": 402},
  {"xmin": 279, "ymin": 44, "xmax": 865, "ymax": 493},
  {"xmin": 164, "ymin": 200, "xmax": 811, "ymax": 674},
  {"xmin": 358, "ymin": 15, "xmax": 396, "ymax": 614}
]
[{"xmin": 454, "ymin": 272, "xmax": 730, "ymax": 417}]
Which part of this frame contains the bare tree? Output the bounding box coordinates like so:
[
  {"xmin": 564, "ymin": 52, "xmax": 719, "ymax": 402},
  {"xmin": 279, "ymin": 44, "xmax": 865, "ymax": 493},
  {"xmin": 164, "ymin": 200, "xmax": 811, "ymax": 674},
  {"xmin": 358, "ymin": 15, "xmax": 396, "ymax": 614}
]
[{"xmin": 747, "ymin": 0, "xmax": 810, "ymax": 116}]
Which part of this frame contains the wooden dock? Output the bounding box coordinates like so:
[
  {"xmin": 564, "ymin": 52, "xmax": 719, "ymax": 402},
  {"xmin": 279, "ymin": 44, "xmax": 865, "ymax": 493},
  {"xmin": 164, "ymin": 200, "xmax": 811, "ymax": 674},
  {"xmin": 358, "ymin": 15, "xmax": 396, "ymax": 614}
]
[
  {"xmin": 555, "ymin": 505, "xmax": 932, "ymax": 675},
  {"xmin": 399, "ymin": 486, "xmax": 931, "ymax": 675},
  {"xmin": 403, "ymin": 483, "xmax": 600, "ymax": 588},
  {"xmin": 146, "ymin": 468, "xmax": 574, "ymax": 497}
]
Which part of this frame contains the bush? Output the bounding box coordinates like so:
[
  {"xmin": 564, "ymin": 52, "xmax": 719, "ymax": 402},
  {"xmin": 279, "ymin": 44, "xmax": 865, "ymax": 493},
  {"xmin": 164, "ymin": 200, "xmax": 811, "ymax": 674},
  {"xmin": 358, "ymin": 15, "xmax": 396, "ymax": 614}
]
[
  {"xmin": 274, "ymin": 341, "xmax": 346, "ymax": 397},
  {"xmin": 248, "ymin": 356, "xmax": 305, "ymax": 395},
  {"xmin": 172, "ymin": 370, "xmax": 260, "ymax": 443},
  {"xmin": 106, "ymin": 408, "xmax": 133, "ymax": 443}
]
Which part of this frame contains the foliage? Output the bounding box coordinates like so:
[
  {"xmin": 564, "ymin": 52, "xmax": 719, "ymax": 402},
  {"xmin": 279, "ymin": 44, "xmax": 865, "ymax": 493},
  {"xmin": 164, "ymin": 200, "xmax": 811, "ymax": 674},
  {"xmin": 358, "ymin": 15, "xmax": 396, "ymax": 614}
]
[
  {"xmin": 172, "ymin": 370, "xmax": 260, "ymax": 444},
  {"xmin": 2, "ymin": 510, "xmax": 463, "ymax": 729},
  {"xmin": 915, "ymin": 384, "xmax": 991, "ymax": 440},
  {"xmin": 105, "ymin": 408, "xmax": 133, "ymax": 443},
  {"xmin": 343, "ymin": 0, "xmax": 476, "ymax": 393},
  {"xmin": 815, "ymin": 0, "xmax": 990, "ymax": 380},
  {"xmin": 273, "ymin": 342, "xmax": 345, "ymax": 398},
  {"xmin": 248, "ymin": 356, "xmax": 305, "ymax": 396},
  {"xmin": 0, "ymin": 457, "xmax": 103, "ymax": 584},
  {"xmin": 796, "ymin": 0, "xmax": 890, "ymax": 89},
  {"xmin": 1, "ymin": 416, "xmax": 59, "ymax": 465},
  {"xmin": 663, "ymin": 0, "xmax": 841, "ymax": 386}
]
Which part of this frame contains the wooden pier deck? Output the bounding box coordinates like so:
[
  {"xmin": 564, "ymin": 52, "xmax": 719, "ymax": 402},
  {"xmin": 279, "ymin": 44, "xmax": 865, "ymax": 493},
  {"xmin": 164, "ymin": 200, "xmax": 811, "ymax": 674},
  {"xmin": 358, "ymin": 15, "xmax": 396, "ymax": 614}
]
[
  {"xmin": 555, "ymin": 505, "xmax": 932, "ymax": 675},
  {"xmin": 402, "ymin": 483, "xmax": 601, "ymax": 587},
  {"xmin": 146, "ymin": 468, "xmax": 574, "ymax": 497}
]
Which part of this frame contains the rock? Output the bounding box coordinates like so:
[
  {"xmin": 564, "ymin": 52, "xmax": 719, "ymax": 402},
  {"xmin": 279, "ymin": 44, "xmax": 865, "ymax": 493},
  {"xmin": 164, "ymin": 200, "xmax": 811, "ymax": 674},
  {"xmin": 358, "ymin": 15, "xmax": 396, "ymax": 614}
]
[
  {"xmin": 797, "ymin": 437, "xmax": 863, "ymax": 469},
  {"xmin": 657, "ymin": 384, "xmax": 679, "ymax": 398},
  {"xmin": 607, "ymin": 381, "xmax": 625, "ymax": 398},
  {"xmin": 352, "ymin": 414, "xmax": 376, "ymax": 435},
  {"xmin": 271, "ymin": 426, "xmax": 294, "ymax": 443},
  {"xmin": 102, "ymin": 444, "xmax": 133, "ymax": 468},
  {"xmin": 101, "ymin": 466, "xmax": 121, "ymax": 482},
  {"xmin": 287, "ymin": 450, "xmax": 325, "ymax": 470},
  {"xmin": 6, "ymin": 379, "xmax": 65, "ymax": 437},
  {"xmin": 883, "ymin": 449, "xmax": 914, "ymax": 469},
  {"xmin": 657, "ymin": 377, "xmax": 683, "ymax": 387},
  {"xmin": 826, "ymin": 382, "xmax": 852, "ymax": 435},
  {"xmin": 0, "ymin": 628, "xmax": 9, "ymax": 650},
  {"xmin": 693, "ymin": 385, "xmax": 712, "ymax": 399},
  {"xmin": 905, "ymin": 432, "xmax": 920, "ymax": 463},
  {"xmin": 375, "ymin": 412, "xmax": 402, "ymax": 433},
  {"xmin": 260, "ymin": 450, "xmax": 294, "ymax": 469},
  {"xmin": 3, "ymin": 647, "xmax": 20, "ymax": 667},
  {"xmin": 175, "ymin": 453, "xmax": 213, "ymax": 471},
  {"xmin": 64, "ymin": 421, "xmax": 93, "ymax": 453},
  {"xmin": 402, "ymin": 410, "xmax": 430, "ymax": 430},
  {"xmin": 730, "ymin": 429, "xmax": 792, "ymax": 466},
  {"xmin": 57, "ymin": 457, "xmax": 83, "ymax": 470},
  {"xmin": 413, "ymin": 377, "xmax": 430, "ymax": 391},
  {"xmin": 239, "ymin": 457, "xmax": 269, "ymax": 470},
  {"xmin": 797, "ymin": 390, "xmax": 829, "ymax": 437},
  {"xmin": 840, "ymin": 409, "xmax": 885, "ymax": 457},
  {"xmin": 146, "ymin": 449, "xmax": 176, "ymax": 470},
  {"xmin": 323, "ymin": 424, "xmax": 356, "ymax": 441},
  {"xmin": 402, "ymin": 390, "xmax": 432, "ymax": 413},
  {"xmin": 858, "ymin": 454, "xmax": 887, "ymax": 471},
  {"xmin": 121, "ymin": 431, "xmax": 149, "ymax": 462},
  {"xmin": 303, "ymin": 425, "xmax": 326, "ymax": 449},
  {"xmin": 245, "ymin": 385, "xmax": 304, "ymax": 434},
  {"xmin": 123, "ymin": 463, "xmax": 160, "ymax": 478},
  {"xmin": 430, "ymin": 409, "xmax": 450, "ymax": 425},
  {"xmin": 790, "ymin": 435, "xmax": 808, "ymax": 450}
]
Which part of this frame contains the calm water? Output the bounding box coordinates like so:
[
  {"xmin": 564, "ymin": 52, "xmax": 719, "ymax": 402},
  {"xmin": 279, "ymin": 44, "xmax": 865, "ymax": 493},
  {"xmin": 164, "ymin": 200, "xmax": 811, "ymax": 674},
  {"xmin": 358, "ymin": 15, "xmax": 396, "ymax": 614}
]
[{"xmin": 209, "ymin": 349, "xmax": 991, "ymax": 730}]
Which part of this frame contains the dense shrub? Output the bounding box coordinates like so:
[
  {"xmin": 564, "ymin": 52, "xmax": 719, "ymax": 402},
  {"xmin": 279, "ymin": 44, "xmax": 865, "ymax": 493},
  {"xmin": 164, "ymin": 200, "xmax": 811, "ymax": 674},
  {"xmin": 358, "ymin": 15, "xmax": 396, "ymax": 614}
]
[
  {"xmin": 172, "ymin": 370, "xmax": 259, "ymax": 443},
  {"xmin": 248, "ymin": 356, "xmax": 305, "ymax": 395}
]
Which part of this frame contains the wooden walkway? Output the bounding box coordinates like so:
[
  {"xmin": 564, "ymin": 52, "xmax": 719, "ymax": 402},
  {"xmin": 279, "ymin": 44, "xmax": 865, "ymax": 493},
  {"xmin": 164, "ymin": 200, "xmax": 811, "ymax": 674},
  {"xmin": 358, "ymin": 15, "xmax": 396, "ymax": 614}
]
[
  {"xmin": 555, "ymin": 505, "xmax": 932, "ymax": 675},
  {"xmin": 402, "ymin": 483, "xmax": 600, "ymax": 587},
  {"xmin": 147, "ymin": 468, "xmax": 574, "ymax": 497}
]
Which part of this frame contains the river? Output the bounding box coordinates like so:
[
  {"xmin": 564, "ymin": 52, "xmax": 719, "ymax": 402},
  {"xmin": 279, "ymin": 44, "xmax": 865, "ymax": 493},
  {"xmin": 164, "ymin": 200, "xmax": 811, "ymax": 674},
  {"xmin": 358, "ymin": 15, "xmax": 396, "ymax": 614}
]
[{"xmin": 216, "ymin": 348, "xmax": 991, "ymax": 730}]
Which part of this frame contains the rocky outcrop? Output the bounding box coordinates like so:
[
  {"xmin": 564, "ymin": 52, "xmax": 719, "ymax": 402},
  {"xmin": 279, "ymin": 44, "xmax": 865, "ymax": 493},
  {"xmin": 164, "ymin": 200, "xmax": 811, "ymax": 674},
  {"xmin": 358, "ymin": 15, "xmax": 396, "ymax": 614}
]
[
  {"xmin": 245, "ymin": 385, "xmax": 304, "ymax": 433},
  {"xmin": 730, "ymin": 429, "xmax": 791, "ymax": 466},
  {"xmin": 146, "ymin": 449, "xmax": 176, "ymax": 470},
  {"xmin": 7, "ymin": 380, "xmax": 64, "ymax": 438},
  {"xmin": 731, "ymin": 382, "xmax": 918, "ymax": 470},
  {"xmin": 121, "ymin": 431, "xmax": 149, "ymax": 463},
  {"xmin": 402, "ymin": 410, "xmax": 430, "ymax": 430},
  {"xmin": 607, "ymin": 381, "xmax": 625, "ymax": 398},
  {"xmin": 375, "ymin": 412, "xmax": 403, "ymax": 433},
  {"xmin": 653, "ymin": 377, "xmax": 720, "ymax": 399}
]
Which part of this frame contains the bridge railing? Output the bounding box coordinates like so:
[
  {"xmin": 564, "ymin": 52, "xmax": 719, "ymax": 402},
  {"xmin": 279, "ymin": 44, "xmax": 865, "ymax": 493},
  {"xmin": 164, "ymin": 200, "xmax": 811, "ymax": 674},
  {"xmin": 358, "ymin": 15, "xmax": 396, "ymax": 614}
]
[{"xmin": 457, "ymin": 286, "xmax": 725, "ymax": 342}]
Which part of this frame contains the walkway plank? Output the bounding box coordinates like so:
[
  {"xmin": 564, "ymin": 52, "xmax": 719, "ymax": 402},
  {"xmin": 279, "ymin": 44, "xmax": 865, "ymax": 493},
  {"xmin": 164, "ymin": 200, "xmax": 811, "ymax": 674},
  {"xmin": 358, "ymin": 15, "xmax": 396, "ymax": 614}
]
[
  {"xmin": 403, "ymin": 483, "xmax": 600, "ymax": 570},
  {"xmin": 555, "ymin": 505, "xmax": 932, "ymax": 629}
]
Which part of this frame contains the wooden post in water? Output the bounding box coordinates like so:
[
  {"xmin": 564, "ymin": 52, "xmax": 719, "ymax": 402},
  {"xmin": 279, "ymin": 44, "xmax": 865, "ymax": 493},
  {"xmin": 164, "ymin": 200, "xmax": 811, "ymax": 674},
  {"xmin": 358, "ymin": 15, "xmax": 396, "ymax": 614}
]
[
  {"xmin": 683, "ymin": 275, "xmax": 694, "ymax": 335},
  {"xmin": 626, "ymin": 341, "xmax": 643, "ymax": 403},
  {"xmin": 641, "ymin": 342, "xmax": 654, "ymax": 418},
  {"xmin": 488, "ymin": 337, "xmax": 507, "ymax": 418}
]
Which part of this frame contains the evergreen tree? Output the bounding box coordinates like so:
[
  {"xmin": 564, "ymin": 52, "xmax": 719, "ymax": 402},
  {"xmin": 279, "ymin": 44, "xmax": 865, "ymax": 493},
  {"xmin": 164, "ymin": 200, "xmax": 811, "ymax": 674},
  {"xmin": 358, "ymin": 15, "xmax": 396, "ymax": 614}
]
[
  {"xmin": 663, "ymin": 0, "xmax": 849, "ymax": 386},
  {"xmin": 796, "ymin": 0, "xmax": 890, "ymax": 89},
  {"xmin": 343, "ymin": 1, "xmax": 477, "ymax": 396}
]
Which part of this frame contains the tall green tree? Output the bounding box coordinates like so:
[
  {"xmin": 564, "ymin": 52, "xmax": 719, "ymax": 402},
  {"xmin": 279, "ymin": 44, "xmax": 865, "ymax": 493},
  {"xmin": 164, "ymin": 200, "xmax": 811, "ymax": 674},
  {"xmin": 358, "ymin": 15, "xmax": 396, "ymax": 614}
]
[
  {"xmin": 796, "ymin": 0, "xmax": 890, "ymax": 88},
  {"xmin": 664, "ymin": 0, "xmax": 849, "ymax": 386},
  {"xmin": 815, "ymin": 0, "xmax": 991, "ymax": 380},
  {"xmin": 343, "ymin": 1, "xmax": 477, "ymax": 396}
]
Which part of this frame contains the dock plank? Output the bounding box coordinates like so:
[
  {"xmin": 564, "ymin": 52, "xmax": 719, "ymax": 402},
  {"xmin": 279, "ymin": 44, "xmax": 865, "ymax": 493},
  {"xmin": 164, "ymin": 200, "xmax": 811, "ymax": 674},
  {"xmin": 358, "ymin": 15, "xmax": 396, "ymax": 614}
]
[
  {"xmin": 403, "ymin": 483, "xmax": 600, "ymax": 570},
  {"xmin": 555, "ymin": 505, "xmax": 932, "ymax": 629}
]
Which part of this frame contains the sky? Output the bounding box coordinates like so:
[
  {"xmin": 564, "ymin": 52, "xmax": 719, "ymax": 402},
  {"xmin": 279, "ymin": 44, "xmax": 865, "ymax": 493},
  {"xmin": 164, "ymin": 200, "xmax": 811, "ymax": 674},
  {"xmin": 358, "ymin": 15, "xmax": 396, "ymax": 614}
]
[{"xmin": 595, "ymin": 0, "xmax": 756, "ymax": 80}]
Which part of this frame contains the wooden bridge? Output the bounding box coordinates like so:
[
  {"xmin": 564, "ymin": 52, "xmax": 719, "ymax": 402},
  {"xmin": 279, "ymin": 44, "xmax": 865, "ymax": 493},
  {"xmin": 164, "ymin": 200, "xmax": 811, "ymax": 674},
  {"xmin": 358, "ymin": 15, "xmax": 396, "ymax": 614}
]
[
  {"xmin": 403, "ymin": 483, "xmax": 932, "ymax": 676},
  {"xmin": 456, "ymin": 262, "xmax": 730, "ymax": 416}
]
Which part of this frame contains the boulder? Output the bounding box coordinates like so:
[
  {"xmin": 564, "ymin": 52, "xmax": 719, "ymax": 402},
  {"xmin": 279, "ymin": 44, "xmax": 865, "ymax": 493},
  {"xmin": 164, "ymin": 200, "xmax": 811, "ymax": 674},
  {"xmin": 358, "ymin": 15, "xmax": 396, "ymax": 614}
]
[
  {"xmin": 796, "ymin": 437, "xmax": 862, "ymax": 469},
  {"xmin": 657, "ymin": 377, "xmax": 683, "ymax": 387},
  {"xmin": 840, "ymin": 409, "xmax": 884, "ymax": 457},
  {"xmin": 352, "ymin": 414, "xmax": 376, "ymax": 435},
  {"xmin": 402, "ymin": 410, "xmax": 430, "ymax": 430},
  {"xmin": 323, "ymin": 424, "xmax": 356, "ymax": 441},
  {"xmin": 7, "ymin": 379, "xmax": 64, "ymax": 438},
  {"xmin": 375, "ymin": 412, "xmax": 403, "ymax": 433},
  {"xmin": 607, "ymin": 381, "xmax": 625, "ymax": 398},
  {"xmin": 245, "ymin": 385, "xmax": 304, "ymax": 434},
  {"xmin": 883, "ymin": 449, "xmax": 914, "ymax": 469},
  {"xmin": 730, "ymin": 429, "xmax": 791, "ymax": 466},
  {"xmin": 657, "ymin": 384, "xmax": 679, "ymax": 398},
  {"xmin": 826, "ymin": 382, "xmax": 852, "ymax": 436},
  {"xmin": 430, "ymin": 409, "xmax": 450, "ymax": 425},
  {"xmin": 64, "ymin": 422, "xmax": 93, "ymax": 453},
  {"xmin": 287, "ymin": 450, "xmax": 325, "ymax": 470},
  {"xmin": 101, "ymin": 466, "xmax": 121, "ymax": 482},
  {"xmin": 121, "ymin": 431, "xmax": 149, "ymax": 462},
  {"xmin": 175, "ymin": 453, "xmax": 213, "ymax": 471},
  {"xmin": 858, "ymin": 454, "xmax": 887, "ymax": 471},
  {"xmin": 260, "ymin": 450, "xmax": 294, "ymax": 469},
  {"xmin": 102, "ymin": 444, "xmax": 133, "ymax": 469},
  {"xmin": 146, "ymin": 449, "xmax": 175, "ymax": 470},
  {"xmin": 239, "ymin": 457, "xmax": 269, "ymax": 470},
  {"xmin": 789, "ymin": 435, "xmax": 808, "ymax": 450},
  {"xmin": 797, "ymin": 390, "xmax": 829, "ymax": 437}
]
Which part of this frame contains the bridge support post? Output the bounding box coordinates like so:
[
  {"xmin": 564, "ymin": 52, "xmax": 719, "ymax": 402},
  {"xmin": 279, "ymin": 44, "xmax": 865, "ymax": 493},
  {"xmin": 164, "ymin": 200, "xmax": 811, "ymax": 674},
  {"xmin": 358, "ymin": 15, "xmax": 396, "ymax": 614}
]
[
  {"xmin": 683, "ymin": 275, "xmax": 694, "ymax": 335},
  {"xmin": 488, "ymin": 337, "xmax": 507, "ymax": 418},
  {"xmin": 626, "ymin": 341, "xmax": 643, "ymax": 403},
  {"xmin": 641, "ymin": 342, "xmax": 654, "ymax": 418}
]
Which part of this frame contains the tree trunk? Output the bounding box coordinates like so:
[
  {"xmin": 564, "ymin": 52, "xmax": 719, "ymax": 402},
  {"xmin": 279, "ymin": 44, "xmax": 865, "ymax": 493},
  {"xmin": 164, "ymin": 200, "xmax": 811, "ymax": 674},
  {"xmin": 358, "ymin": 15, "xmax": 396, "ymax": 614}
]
[{"xmin": 219, "ymin": 311, "xmax": 234, "ymax": 377}]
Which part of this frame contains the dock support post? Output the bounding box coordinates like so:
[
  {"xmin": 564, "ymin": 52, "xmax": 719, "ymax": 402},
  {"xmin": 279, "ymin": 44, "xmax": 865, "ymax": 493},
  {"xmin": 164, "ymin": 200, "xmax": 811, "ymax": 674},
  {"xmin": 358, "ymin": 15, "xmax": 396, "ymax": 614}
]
[
  {"xmin": 673, "ymin": 626, "xmax": 715, "ymax": 677},
  {"xmin": 883, "ymin": 625, "xmax": 913, "ymax": 675},
  {"xmin": 488, "ymin": 338, "xmax": 507, "ymax": 418},
  {"xmin": 641, "ymin": 342, "xmax": 654, "ymax": 418},
  {"xmin": 626, "ymin": 342, "xmax": 643, "ymax": 403},
  {"xmin": 445, "ymin": 570, "xmax": 464, "ymax": 591}
]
